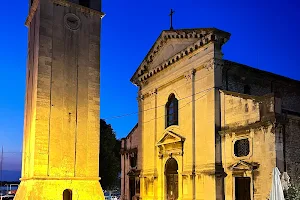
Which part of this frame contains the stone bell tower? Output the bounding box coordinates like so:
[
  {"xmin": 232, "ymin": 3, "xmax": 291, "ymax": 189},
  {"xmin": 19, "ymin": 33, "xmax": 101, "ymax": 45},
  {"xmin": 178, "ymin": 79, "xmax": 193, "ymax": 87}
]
[{"xmin": 15, "ymin": 0, "xmax": 104, "ymax": 199}]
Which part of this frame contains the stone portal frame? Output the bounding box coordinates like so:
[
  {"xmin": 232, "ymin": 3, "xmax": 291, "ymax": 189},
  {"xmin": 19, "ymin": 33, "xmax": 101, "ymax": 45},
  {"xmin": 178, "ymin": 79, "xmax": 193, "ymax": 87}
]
[
  {"xmin": 157, "ymin": 130, "xmax": 185, "ymax": 200},
  {"xmin": 160, "ymin": 154, "xmax": 183, "ymax": 200},
  {"xmin": 229, "ymin": 160, "xmax": 259, "ymax": 200},
  {"xmin": 165, "ymin": 157, "xmax": 179, "ymax": 200},
  {"xmin": 231, "ymin": 133, "xmax": 253, "ymax": 160},
  {"xmin": 231, "ymin": 171, "xmax": 253, "ymax": 200}
]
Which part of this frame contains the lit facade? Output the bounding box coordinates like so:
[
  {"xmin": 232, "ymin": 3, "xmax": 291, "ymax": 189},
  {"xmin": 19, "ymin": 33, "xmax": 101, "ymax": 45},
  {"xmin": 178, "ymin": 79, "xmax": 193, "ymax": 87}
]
[
  {"xmin": 120, "ymin": 124, "xmax": 142, "ymax": 200},
  {"xmin": 129, "ymin": 28, "xmax": 300, "ymax": 200},
  {"xmin": 15, "ymin": 0, "xmax": 105, "ymax": 199}
]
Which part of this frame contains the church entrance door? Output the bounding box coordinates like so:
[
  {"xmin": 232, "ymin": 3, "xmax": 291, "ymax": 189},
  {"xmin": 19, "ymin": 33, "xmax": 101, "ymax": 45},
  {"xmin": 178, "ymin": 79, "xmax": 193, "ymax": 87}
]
[
  {"xmin": 63, "ymin": 189, "xmax": 72, "ymax": 200},
  {"xmin": 165, "ymin": 158, "xmax": 178, "ymax": 200},
  {"xmin": 235, "ymin": 177, "xmax": 251, "ymax": 200},
  {"xmin": 129, "ymin": 177, "xmax": 135, "ymax": 200}
]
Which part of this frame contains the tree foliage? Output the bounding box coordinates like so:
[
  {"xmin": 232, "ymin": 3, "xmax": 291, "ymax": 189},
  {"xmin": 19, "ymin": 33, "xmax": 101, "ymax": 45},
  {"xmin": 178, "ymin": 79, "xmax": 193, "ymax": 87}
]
[
  {"xmin": 99, "ymin": 119, "xmax": 121, "ymax": 190},
  {"xmin": 284, "ymin": 184, "xmax": 300, "ymax": 200}
]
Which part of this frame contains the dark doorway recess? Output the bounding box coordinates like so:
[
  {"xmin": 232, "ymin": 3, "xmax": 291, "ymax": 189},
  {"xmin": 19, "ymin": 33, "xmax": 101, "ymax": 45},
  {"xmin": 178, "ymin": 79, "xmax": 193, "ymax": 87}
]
[
  {"xmin": 235, "ymin": 177, "xmax": 251, "ymax": 200},
  {"xmin": 165, "ymin": 158, "xmax": 178, "ymax": 200}
]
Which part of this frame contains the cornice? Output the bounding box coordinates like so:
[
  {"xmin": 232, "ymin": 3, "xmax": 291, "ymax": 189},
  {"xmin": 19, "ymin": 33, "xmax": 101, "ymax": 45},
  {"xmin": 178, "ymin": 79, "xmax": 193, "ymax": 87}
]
[
  {"xmin": 20, "ymin": 176, "xmax": 100, "ymax": 181},
  {"xmin": 132, "ymin": 38, "xmax": 210, "ymax": 86},
  {"xmin": 139, "ymin": 58, "xmax": 220, "ymax": 101},
  {"xmin": 25, "ymin": 0, "xmax": 39, "ymax": 27},
  {"xmin": 131, "ymin": 28, "xmax": 230, "ymax": 86},
  {"xmin": 219, "ymin": 118, "xmax": 276, "ymax": 136},
  {"xmin": 25, "ymin": 0, "xmax": 105, "ymax": 27},
  {"xmin": 51, "ymin": 0, "xmax": 105, "ymax": 17}
]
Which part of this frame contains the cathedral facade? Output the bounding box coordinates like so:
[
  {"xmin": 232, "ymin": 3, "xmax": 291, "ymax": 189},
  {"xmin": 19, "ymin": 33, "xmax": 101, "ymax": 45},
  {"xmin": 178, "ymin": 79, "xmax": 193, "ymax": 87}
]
[{"xmin": 125, "ymin": 28, "xmax": 300, "ymax": 200}]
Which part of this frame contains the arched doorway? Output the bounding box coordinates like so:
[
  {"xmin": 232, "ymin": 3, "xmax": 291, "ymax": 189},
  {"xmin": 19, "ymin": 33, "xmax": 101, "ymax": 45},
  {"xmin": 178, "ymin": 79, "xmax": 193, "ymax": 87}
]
[
  {"xmin": 165, "ymin": 158, "xmax": 178, "ymax": 200},
  {"xmin": 63, "ymin": 189, "xmax": 72, "ymax": 200}
]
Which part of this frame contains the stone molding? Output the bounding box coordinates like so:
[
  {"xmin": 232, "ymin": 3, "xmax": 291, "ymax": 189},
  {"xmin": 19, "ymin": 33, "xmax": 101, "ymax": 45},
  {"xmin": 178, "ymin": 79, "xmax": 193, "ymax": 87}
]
[
  {"xmin": 25, "ymin": 0, "xmax": 39, "ymax": 26},
  {"xmin": 184, "ymin": 69, "xmax": 196, "ymax": 81},
  {"xmin": 158, "ymin": 151, "xmax": 184, "ymax": 159},
  {"xmin": 20, "ymin": 176, "xmax": 100, "ymax": 181},
  {"xmin": 25, "ymin": 0, "xmax": 105, "ymax": 27},
  {"xmin": 148, "ymin": 88, "xmax": 158, "ymax": 98},
  {"xmin": 131, "ymin": 29, "xmax": 231, "ymax": 86},
  {"xmin": 64, "ymin": 13, "xmax": 81, "ymax": 31},
  {"xmin": 137, "ymin": 94, "xmax": 144, "ymax": 102},
  {"xmin": 219, "ymin": 121, "xmax": 275, "ymax": 136},
  {"xmin": 139, "ymin": 170, "xmax": 158, "ymax": 180},
  {"xmin": 52, "ymin": 0, "xmax": 105, "ymax": 17},
  {"xmin": 157, "ymin": 130, "xmax": 185, "ymax": 159},
  {"xmin": 204, "ymin": 58, "xmax": 224, "ymax": 71}
]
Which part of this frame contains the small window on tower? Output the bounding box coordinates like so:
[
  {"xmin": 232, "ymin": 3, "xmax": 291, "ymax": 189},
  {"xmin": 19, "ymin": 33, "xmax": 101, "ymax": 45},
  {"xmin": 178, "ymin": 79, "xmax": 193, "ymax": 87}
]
[
  {"xmin": 244, "ymin": 85, "xmax": 251, "ymax": 95},
  {"xmin": 79, "ymin": 0, "xmax": 90, "ymax": 7},
  {"xmin": 30, "ymin": 0, "xmax": 34, "ymax": 6}
]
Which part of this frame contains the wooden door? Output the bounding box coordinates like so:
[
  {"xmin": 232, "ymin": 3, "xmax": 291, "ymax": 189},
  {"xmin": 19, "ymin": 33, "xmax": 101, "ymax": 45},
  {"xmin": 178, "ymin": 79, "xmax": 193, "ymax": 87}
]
[
  {"xmin": 167, "ymin": 174, "xmax": 178, "ymax": 200},
  {"xmin": 235, "ymin": 177, "xmax": 251, "ymax": 200},
  {"xmin": 165, "ymin": 158, "xmax": 178, "ymax": 200}
]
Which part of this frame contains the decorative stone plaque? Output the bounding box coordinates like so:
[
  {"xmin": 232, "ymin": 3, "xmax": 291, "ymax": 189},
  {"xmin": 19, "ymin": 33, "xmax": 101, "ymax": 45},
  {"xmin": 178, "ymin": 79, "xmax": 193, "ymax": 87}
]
[{"xmin": 64, "ymin": 13, "xmax": 81, "ymax": 30}]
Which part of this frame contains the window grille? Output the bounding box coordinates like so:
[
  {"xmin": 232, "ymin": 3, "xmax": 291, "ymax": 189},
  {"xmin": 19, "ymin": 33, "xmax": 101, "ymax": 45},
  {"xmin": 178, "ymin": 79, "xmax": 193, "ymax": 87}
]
[{"xmin": 234, "ymin": 139, "xmax": 250, "ymax": 157}]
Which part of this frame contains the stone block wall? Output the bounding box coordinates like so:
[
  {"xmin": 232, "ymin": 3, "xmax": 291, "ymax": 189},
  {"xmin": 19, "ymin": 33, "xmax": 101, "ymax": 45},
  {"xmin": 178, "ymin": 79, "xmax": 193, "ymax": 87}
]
[
  {"xmin": 16, "ymin": 0, "xmax": 104, "ymax": 199},
  {"xmin": 285, "ymin": 114, "xmax": 300, "ymax": 184},
  {"xmin": 220, "ymin": 92, "xmax": 277, "ymax": 200},
  {"xmin": 120, "ymin": 124, "xmax": 141, "ymax": 200},
  {"xmin": 222, "ymin": 60, "xmax": 300, "ymax": 113}
]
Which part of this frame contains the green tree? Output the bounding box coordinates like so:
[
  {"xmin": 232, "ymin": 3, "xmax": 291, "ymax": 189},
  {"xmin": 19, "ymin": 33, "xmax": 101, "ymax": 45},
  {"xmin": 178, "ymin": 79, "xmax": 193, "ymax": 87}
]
[
  {"xmin": 284, "ymin": 184, "xmax": 300, "ymax": 200},
  {"xmin": 99, "ymin": 119, "xmax": 121, "ymax": 190}
]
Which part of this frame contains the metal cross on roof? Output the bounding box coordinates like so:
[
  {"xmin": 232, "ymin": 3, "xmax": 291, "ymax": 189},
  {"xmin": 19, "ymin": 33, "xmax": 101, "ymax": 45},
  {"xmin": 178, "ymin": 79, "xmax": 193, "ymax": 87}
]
[{"xmin": 169, "ymin": 9, "xmax": 175, "ymax": 30}]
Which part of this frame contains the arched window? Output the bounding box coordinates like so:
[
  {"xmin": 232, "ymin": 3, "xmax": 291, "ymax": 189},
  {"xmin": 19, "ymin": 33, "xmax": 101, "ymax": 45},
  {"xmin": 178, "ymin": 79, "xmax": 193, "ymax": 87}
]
[
  {"xmin": 63, "ymin": 189, "xmax": 72, "ymax": 200},
  {"xmin": 166, "ymin": 94, "xmax": 178, "ymax": 128}
]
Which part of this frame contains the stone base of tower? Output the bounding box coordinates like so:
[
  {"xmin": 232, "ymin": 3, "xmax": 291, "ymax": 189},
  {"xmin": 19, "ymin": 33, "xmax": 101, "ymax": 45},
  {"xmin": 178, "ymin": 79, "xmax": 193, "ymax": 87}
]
[{"xmin": 14, "ymin": 178, "xmax": 105, "ymax": 200}]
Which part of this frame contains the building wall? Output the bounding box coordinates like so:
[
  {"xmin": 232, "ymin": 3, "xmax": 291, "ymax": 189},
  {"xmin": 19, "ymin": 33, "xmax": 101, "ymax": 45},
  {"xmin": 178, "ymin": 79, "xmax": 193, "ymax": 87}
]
[
  {"xmin": 15, "ymin": 0, "xmax": 104, "ymax": 199},
  {"xmin": 220, "ymin": 92, "xmax": 278, "ymax": 200},
  {"xmin": 222, "ymin": 61, "xmax": 300, "ymax": 186},
  {"xmin": 285, "ymin": 114, "xmax": 300, "ymax": 184},
  {"xmin": 121, "ymin": 124, "xmax": 141, "ymax": 200},
  {"xmin": 130, "ymin": 29, "xmax": 300, "ymax": 200},
  {"xmin": 222, "ymin": 61, "xmax": 300, "ymax": 112},
  {"xmin": 137, "ymin": 41, "xmax": 222, "ymax": 200}
]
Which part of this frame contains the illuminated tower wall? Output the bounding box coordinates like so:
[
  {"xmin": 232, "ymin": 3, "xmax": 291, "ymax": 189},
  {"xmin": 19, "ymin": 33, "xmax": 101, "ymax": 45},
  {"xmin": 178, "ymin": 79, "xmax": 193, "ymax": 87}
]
[{"xmin": 15, "ymin": 0, "xmax": 104, "ymax": 199}]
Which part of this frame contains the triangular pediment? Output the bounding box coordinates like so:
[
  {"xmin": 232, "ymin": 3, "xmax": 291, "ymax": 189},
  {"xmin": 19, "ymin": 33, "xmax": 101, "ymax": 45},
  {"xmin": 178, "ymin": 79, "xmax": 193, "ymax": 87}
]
[
  {"xmin": 229, "ymin": 160, "xmax": 259, "ymax": 171},
  {"xmin": 157, "ymin": 130, "xmax": 185, "ymax": 147},
  {"xmin": 149, "ymin": 38, "xmax": 198, "ymax": 71},
  {"xmin": 130, "ymin": 28, "xmax": 231, "ymax": 85}
]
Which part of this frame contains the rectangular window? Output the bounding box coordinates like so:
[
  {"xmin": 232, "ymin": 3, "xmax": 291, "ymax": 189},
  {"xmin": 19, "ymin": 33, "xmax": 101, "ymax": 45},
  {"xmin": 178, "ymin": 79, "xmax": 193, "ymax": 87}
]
[
  {"xmin": 234, "ymin": 139, "xmax": 250, "ymax": 157},
  {"xmin": 79, "ymin": 0, "xmax": 89, "ymax": 7}
]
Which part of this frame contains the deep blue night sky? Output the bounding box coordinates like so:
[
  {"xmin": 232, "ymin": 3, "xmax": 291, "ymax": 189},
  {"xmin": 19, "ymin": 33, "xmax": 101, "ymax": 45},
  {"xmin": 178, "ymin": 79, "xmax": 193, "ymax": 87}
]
[{"xmin": 0, "ymin": 0, "xmax": 299, "ymax": 171}]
